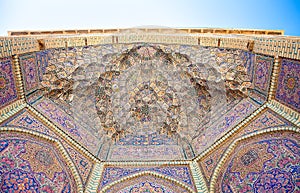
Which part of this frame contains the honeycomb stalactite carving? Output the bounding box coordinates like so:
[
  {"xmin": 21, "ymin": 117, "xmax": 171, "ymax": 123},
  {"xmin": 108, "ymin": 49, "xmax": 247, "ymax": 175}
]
[{"xmin": 37, "ymin": 44, "xmax": 253, "ymax": 160}]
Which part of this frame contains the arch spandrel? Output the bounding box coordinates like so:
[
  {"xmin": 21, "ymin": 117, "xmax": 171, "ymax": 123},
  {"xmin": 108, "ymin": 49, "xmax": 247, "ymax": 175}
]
[
  {"xmin": 0, "ymin": 127, "xmax": 83, "ymax": 192},
  {"xmin": 210, "ymin": 127, "xmax": 300, "ymax": 193},
  {"xmin": 100, "ymin": 171, "xmax": 195, "ymax": 193}
]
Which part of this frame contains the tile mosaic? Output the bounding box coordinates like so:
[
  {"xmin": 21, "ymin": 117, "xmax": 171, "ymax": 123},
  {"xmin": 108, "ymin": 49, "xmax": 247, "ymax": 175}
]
[
  {"xmin": 0, "ymin": 57, "xmax": 19, "ymax": 108},
  {"xmin": 275, "ymin": 58, "xmax": 300, "ymax": 112}
]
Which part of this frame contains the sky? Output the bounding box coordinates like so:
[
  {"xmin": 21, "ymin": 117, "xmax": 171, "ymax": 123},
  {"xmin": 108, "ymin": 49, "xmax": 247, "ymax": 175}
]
[{"xmin": 0, "ymin": 0, "xmax": 300, "ymax": 36}]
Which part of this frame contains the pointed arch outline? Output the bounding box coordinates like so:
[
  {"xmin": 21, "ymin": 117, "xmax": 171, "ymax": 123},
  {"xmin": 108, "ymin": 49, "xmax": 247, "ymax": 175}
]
[
  {"xmin": 0, "ymin": 126, "xmax": 84, "ymax": 193},
  {"xmin": 100, "ymin": 170, "xmax": 196, "ymax": 193},
  {"xmin": 209, "ymin": 126, "xmax": 300, "ymax": 193}
]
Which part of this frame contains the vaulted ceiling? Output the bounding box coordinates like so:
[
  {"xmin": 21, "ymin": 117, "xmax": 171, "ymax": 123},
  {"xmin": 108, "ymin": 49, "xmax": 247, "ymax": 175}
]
[
  {"xmin": 25, "ymin": 43, "xmax": 260, "ymax": 161},
  {"xmin": 0, "ymin": 29, "xmax": 299, "ymax": 192}
]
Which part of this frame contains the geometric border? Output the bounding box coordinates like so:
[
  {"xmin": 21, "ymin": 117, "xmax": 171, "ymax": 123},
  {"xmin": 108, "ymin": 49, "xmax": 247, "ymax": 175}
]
[
  {"xmin": 12, "ymin": 54, "xmax": 25, "ymax": 101},
  {"xmin": 209, "ymin": 126, "xmax": 300, "ymax": 193},
  {"xmin": 190, "ymin": 160, "xmax": 208, "ymax": 193},
  {"xmin": 85, "ymin": 163, "xmax": 104, "ymax": 193},
  {"xmin": 267, "ymin": 99, "xmax": 300, "ymax": 127},
  {"xmin": 0, "ymin": 100, "xmax": 26, "ymax": 123},
  {"xmin": 0, "ymin": 126, "xmax": 84, "ymax": 193},
  {"xmin": 268, "ymin": 56, "xmax": 280, "ymax": 101}
]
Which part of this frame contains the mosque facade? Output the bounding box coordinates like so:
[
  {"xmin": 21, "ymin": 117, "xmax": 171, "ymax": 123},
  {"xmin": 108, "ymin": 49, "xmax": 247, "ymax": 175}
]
[{"xmin": 0, "ymin": 28, "xmax": 299, "ymax": 192}]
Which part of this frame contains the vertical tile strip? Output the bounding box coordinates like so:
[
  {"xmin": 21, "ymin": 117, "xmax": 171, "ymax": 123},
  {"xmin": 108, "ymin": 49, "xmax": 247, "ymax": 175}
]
[
  {"xmin": 190, "ymin": 161, "xmax": 208, "ymax": 193},
  {"xmin": 268, "ymin": 56, "xmax": 280, "ymax": 101},
  {"xmin": 85, "ymin": 162, "xmax": 104, "ymax": 193},
  {"xmin": 12, "ymin": 54, "xmax": 25, "ymax": 101}
]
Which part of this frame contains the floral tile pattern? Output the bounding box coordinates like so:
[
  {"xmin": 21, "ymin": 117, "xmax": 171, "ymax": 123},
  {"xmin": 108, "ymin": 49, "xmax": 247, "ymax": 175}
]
[
  {"xmin": 1, "ymin": 109, "xmax": 94, "ymax": 185},
  {"xmin": 34, "ymin": 98, "xmax": 101, "ymax": 155},
  {"xmin": 105, "ymin": 175, "xmax": 189, "ymax": 193},
  {"xmin": 199, "ymin": 109, "xmax": 291, "ymax": 184},
  {"xmin": 100, "ymin": 165, "xmax": 195, "ymax": 191},
  {"xmin": 253, "ymin": 55, "xmax": 274, "ymax": 95},
  {"xmin": 19, "ymin": 53, "xmax": 39, "ymax": 94},
  {"xmin": 0, "ymin": 132, "xmax": 77, "ymax": 192},
  {"xmin": 215, "ymin": 131, "xmax": 300, "ymax": 192},
  {"xmin": 275, "ymin": 58, "xmax": 300, "ymax": 112},
  {"xmin": 0, "ymin": 57, "xmax": 19, "ymax": 108}
]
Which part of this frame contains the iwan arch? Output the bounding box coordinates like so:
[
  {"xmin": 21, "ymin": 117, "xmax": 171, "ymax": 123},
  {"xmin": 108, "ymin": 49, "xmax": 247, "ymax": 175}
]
[{"xmin": 0, "ymin": 27, "xmax": 299, "ymax": 192}]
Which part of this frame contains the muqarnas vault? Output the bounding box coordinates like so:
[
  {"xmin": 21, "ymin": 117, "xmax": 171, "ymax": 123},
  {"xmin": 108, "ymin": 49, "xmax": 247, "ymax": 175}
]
[{"xmin": 0, "ymin": 27, "xmax": 299, "ymax": 192}]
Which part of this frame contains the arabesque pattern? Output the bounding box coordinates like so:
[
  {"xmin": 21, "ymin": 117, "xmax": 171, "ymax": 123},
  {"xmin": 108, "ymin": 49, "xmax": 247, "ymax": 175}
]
[
  {"xmin": 0, "ymin": 132, "xmax": 77, "ymax": 192},
  {"xmin": 19, "ymin": 53, "xmax": 39, "ymax": 94},
  {"xmin": 104, "ymin": 174, "xmax": 190, "ymax": 193},
  {"xmin": 1, "ymin": 109, "xmax": 94, "ymax": 185},
  {"xmin": 275, "ymin": 58, "xmax": 300, "ymax": 112},
  {"xmin": 100, "ymin": 165, "xmax": 195, "ymax": 190},
  {"xmin": 0, "ymin": 31, "xmax": 299, "ymax": 193},
  {"xmin": 0, "ymin": 57, "xmax": 19, "ymax": 108},
  {"xmin": 199, "ymin": 109, "xmax": 291, "ymax": 184},
  {"xmin": 215, "ymin": 131, "xmax": 300, "ymax": 193}
]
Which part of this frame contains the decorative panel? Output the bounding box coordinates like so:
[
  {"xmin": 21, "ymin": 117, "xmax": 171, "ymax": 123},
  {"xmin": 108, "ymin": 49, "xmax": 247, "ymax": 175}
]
[
  {"xmin": 33, "ymin": 98, "xmax": 101, "ymax": 155},
  {"xmin": 99, "ymin": 165, "xmax": 195, "ymax": 191},
  {"xmin": 275, "ymin": 58, "xmax": 300, "ymax": 112},
  {"xmin": 199, "ymin": 109, "xmax": 292, "ymax": 184},
  {"xmin": 44, "ymin": 38, "xmax": 66, "ymax": 49},
  {"xmin": 1, "ymin": 109, "xmax": 94, "ymax": 186},
  {"xmin": 0, "ymin": 38, "xmax": 12, "ymax": 58},
  {"xmin": 11, "ymin": 37, "xmax": 39, "ymax": 55},
  {"xmin": 254, "ymin": 37, "xmax": 300, "ymax": 60},
  {"xmin": 219, "ymin": 37, "xmax": 249, "ymax": 50},
  {"xmin": 103, "ymin": 174, "xmax": 191, "ymax": 193},
  {"xmin": 193, "ymin": 98, "xmax": 259, "ymax": 154},
  {"xmin": 214, "ymin": 130, "xmax": 300, "ymax": 192},
  {"xmin": 23, "ymin": 50, "xmax": 51, "ymax": 104},
  {"xmin": 66, "ymin": 37, "xmax": 86, "ymax": 47},
  {"xmin": 19, "ymin": 53, "xmax": 39, "ymax": 94},
  {"xmin": 253, "ymin": 54, "xmax": 274, "ymax": 95},
  {"xmin": 36, "ymin": 50, "xmax": 50, "ymax": 81},
  {"xmin": 0, "ymin": 57, "xmax": 19, "ymax": 108},
  {"xmin": 0, "ymin": 131, "xmax": 77, "ymax": 192}
]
